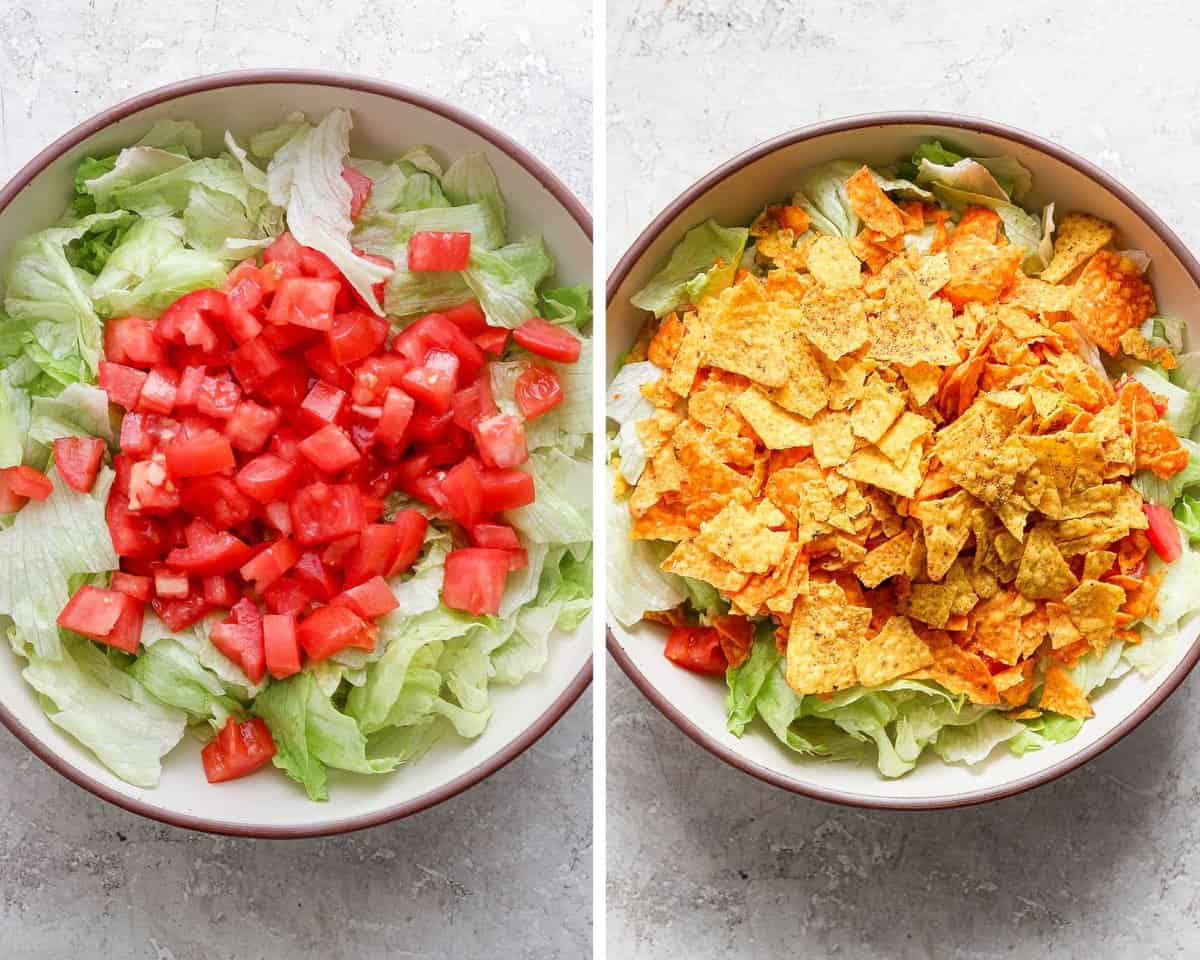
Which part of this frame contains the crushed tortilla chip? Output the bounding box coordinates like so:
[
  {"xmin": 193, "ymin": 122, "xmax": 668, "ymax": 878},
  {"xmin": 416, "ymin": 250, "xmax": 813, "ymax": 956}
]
[
  {"xmin": 701, "ymin": 278, "xmax": 790, "ymax": 387},
  {"xmin": 855, "ymin": 528, "xmax": 919, "ymax": 588},
  {"xmin": 647, "ymin": 312, "xmax": 685, "ymax": 369},
  {"xmin": 923, "ymin": 646, "xmax": 999, "ymax": 705},
  {"xmin": 770, "ymin": 332, "xmax": 829, "ymax": 418},
  {"xmin": 1118, "ymin": 328, "xmax": 1177, "ymax": 369},
  {"xmin": 661, "ymin": 539, "xmax": 750, "ymax": 594},
  {"xmin": 850, "ymin": 375, "xmax": 906, "ymax": 444},
  {"xmin": 812, "ymin": 410, "xmax": 855, "ymax": 468},
  {"xmin": 943, "ymin": 234, "xmax": 1023, "ymax": 306},
  {"xmin": 914, "ymin": 490, "xmax": 975, "ymax": 581},
  {"xmin": 898, "ymin": 362, "xmax": 942, "ymax": 406},
  {"xmin": 994, "ymin": 660, "xmax": 1036, "ymax": 707},
  {"xmin": 785, "ymin": 579, "xmax": 872, "ymax": 694},
  {"xmin": 1063, "ymin": 578, "xmax": 1126, "ymax": 646},
  {"xmin": 1070, "ymin": 251, "xmax": 1156, "ymax": 354},
  {"xmin": 840, "ymin": 444, "xmax": 923, "ymax": 499},
  {"xmin": 1014, "ymin": 526, "xmax": 1079, "ymax": 600},
  {"xmin": 1039, "ymin": 665, "xmax": 1094, "ymax": 719},
  {"xmin": 665, "ymin": 313, "xmax": 708, "ymax": 395},
  {"xmin": 807, "ymin": 235, "xmax": 864, "ymax": 288},
  {"xmin": 734, "ymin": 388, "xmax": 813, "ymax": 450},
  {"xmin": 695, "ymin": 500, "xmax": 790, "ymax": 575},
  {"xmin": 868, "ymin": 268, "xmax": 959, "ymax": 366},
  {"xmin": 1082, "ymin": 550, "xmax": 1116, "ymax": 582},
  {"xmin": 855, "ymin": 615, "xmax": 933, "ymax": 687},
  {"xmin": 878, "ymin": 411, "xmax": 934, "ymax": 467},
  {"xmin": 1045, "ymin": 601, "xmax": 1082, "ymax": 650},
  {"xmin": 844, "ymin": 166, "xmax": 906, "ymax": 238},
  {"xmin": 794, "ymin": 286, "xmax": 869, "ymax": 361},
  {"xmin": 1040, "ymin": 213, "xmax": 1114, "ymax": 285}
]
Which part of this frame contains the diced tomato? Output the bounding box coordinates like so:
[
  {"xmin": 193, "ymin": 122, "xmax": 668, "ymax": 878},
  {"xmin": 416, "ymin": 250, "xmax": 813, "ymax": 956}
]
[
  {"xmin": 105, "ymin": 316, "xmax": 167, "ymax": 368},
  {"xmin": 136, "ymin": 367, "xmax": 179, "ymax": 415},
  {"xmin": 225, "ymin": 401, "xmax": 281, "ymax": 453},
  {"xmin": 229, "ymin": 337, "xmax": 283, "ymax": 392},
  {"xmin": 442, "ymin": 548, "xmax": 509, "ymax": 615},
  {"xmin": 201, "ymin": 717, "xmax": 276, "ymax": 783},
  {"xmin": 472, "ymin": 414, "xmax": 527, "ymax": 469},
  {"xmin": 479, "ymin": 467, "xmax": 535, "ymax": 512},
  {"xmin": 267, "ymin": 277, "xmax": 340, "ymax": 331},
  {"xmin": 406, "ymin": 313, "xmax": 486, "ymax": 379},
  {"xmin": 334, "ymin": 575, "xmax": 398, "ymax": 619},
  {"xmin": 300, "ymin": 381, "xmax": 350, "ymax": 427},
  {"xmin": 289, "ymin": 482, "xmax": 365, "ymax": 546},
  {"xmin": 299, "ymin": 246, "xmax": 342, "ymax": 281},
  {"xmin": 408, "ymin": 231, "xmax": 471, "ymax": 271},
  {"xmin": 196, "ymin": 374, "xmax": 242, "ymax": 420},
  {"xmin": 370, "ymin": 386, "xmax": 413, "ymax": 446},
  {"xmin": 235, "ymin": 453, "xmax": 300, "ymax": 504},
  {"xmin": 3, "ymin": 465, "xmax": 52, "ymax": 501},
  {"xmin": 408, "ymin": 408, "xmax": 454, "ymax": 445},
  {"xmin": 175, "ymin": 366, "xmax": 206, "ymax": 408},
  {"xmin": 58, "ymin": 585, "xmax": 128, "ymax": 639},
  {"xmin": 342, "ymin": 163, "xmax": 372, "ymax": 220},
  {"xmin": 129, "ymin": 458, "xmax": 181, "ymax": 514},
  {"xmin": 255, "ymin": 356, "xmax": 309, "ymax": 408},
  {"xmin": 209, "ymin": 597, "xmax": 265, "ymax": 682},
  {"xmin": 440, "ymin": 458, "xmax": 484, "ymax": 528},
  {"xmin": 156, "ymin": 289, "xmax": 228, "ymax": 353},
  {"xmin": 664, "ymin": 626, "xmax": 728, "ymax": 675},
  {"xmin": 167, "ymin": 520, "xmax": 254, "ymax": 575},
  {"xmin": 296, "ymin": 603, "xmax": 368, "ymax": 661},
  {"xmin": 352, "ymin": 355, "xmax": 408, "ymax": 405},
  {"xmin": 269, "ymin": 428, "xmax": 304, "ymax": 464},
  {"xmin": 321, "ymin": 533, "xmax": 360, "ymax": 568},
  {"xmin": 342, "ymin": 524, "xmax": 398, "ymax": 587},
  {"xmin": 262, "ymin": 577, "xmax": 312, "ymax": 617},
  {"xmin": 202, "ymin": 574, "xmax": 240, "ymax": 608},
  {"xmin": 515, "ymin": 365, "xmax": 564, "ymax": 419},
  {"xmin": 107, "ymin": 493, "xmax": 168, "ymax": 558},
  {"xmin": 328, "ymin": 310, "xmax": 387, "ymax": 366},
  {"xmin": 304, "ymin": 341, "xmax": 356, "ymax": 390},
  {"xmin": 513, "ymin": 317, "xmax": 581, "ymax": 363},
  {"xmin": 443, "ymin": 300, "xmax": 489, "ymax": 336},
  {"xmin": 165, "ymin": 430, "xmax": 236, "ymax": 478},
  {"xmin": 54, "ymin": 437, "xmax": 106, "ymax": 492},
  {"xmin": 298, "ymin": 424, "xmax": 362, "ymax": 473},
  {"xmin": 0, "ymin": 478, "xmax": 30, "ymax": 514},
  {"xmin": 111, "ymin": 571, "xmax": 153, "ymax": 603},
  {"xmin": 504, "ymin": 548, "xmax": 528, "ymax": 571},
  {"xmin": 293, "ymin": 551, "xmax": 340, "ymax": 601},
  {"xmin": 260, "ymin": 322, "xmax": 321, "ymax": 353},
  {"xmin": 264, "ymin": 232, "xmax": 305, "ymax": 270},
  {"xmin": 119, "ymin": 413, "xmax": 153, "ymax": 456},
  {"xmin": 474, "ymin": 327, "xmax": 509, "ymax": 356},
  {"xmin": 99, "ymin": 361, "xmax": 148, "ymax": 410},
  {"xmin": 154, "ymin": 571, "xmax": 189, "ymax": 598},
  {"xmin": 1144, "ymin": 503, "xmax": 1182, "ymax": 563},
  {"xmin": 178, "ymin": 475, "xmax": 257, "ymax": 529},
  {"xmin": 263, "ymin": 612, "xmax": 302, "ymax": 678},
  {"xmin": 240, "ymin": 537, "xmax": 299, "ymax": 592},
  {"xmin": 470, "ymin": 523, "xmax": 522, "ymax": 550},
  {"xmin": 260, "ymin": 501, "xmax": 290, "ymax": 537},
  {"xmin": 224, "ymin": 273, "xmax": 265, "ymax": 344},
  {"xmin": 151, "ymin": 594, "xmax": 212, "ymax": 632}
]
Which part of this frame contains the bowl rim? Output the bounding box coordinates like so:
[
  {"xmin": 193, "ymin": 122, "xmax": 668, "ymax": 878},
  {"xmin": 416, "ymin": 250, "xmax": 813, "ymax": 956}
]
[
  {"xmin": 0, "ymin": 68, "xmax": 593, "ymax": 838},
  {"xmin": 605, "ymin": 110, "xmax": 1200, "ymax": 811}
]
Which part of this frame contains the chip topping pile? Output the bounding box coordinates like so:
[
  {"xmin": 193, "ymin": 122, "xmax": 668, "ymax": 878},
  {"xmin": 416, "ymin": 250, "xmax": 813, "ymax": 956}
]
[{"xmin": 614, "ymin": 147, "xmax": 1196, "ymax": 766}]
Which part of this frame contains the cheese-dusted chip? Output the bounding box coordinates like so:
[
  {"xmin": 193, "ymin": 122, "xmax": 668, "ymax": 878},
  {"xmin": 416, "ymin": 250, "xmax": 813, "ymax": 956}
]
[
  {"xmin": 807, "ymin": 235, "xmax": 864, "ymax": 288},
  {"xmin": 923, "ymin": 646, "xmax": 999, "ymax": 705},
  {"xmin": 1005, "ymin": 274, "xmax": 1075, "ymax": 314},
  {"xmin": 878, "ymin": 411, "xmax": 934, "ymax": 466},
  {"xmin": 695, "ymin": 500, "xmax": 790, "ymax": 575},
  {"xmin": 812, "ymin": 410, "xmax": 855, "ymax": 468},
  {"xmin": 666, "ymin": 312, "xmax": 709, "ymax": 395},
  {"xmin": 868, "ymin": 269, "xmax": 959, "ymax": 366},
  {"xmin": 1014, "ymin": 526, "xmax": 1079, "ymax": 600},
  {"xmin": 897, "ymin": 362, "xmax": 942, "ymax": 406},
  {"xmin": 972, "ymin": 590, "xmax": 1033, "ymax": 665},
  {"xmin": 1118, "ymin": 328, "xmax": 1177, "ymax": 369},
  {"xmin": 660, "ymin": 539, "xmax": 750, "ymax": 594},
  {"xmin": 914, "ymin": 252, "xmax": 951, "ymax": 298},
  {"xmin": 734, "ymin": 388, "xmax": 814, "ymax": 450},
  {"xmin": 785, "ymin": 579, "xmax": 872, "ymax": 694},
  {"xmin": 943, "ymin": 234, "xmax": 1024, "ymax": 306},
  {"xmin": 1070, "ymin": 251, "xmax": 1156, "ymax": 354},
  {"xmin": 1063, "ymin": 578, "xmax": 1126, "ymax": 646},
  {"xmin": 844, "ymin": 166, "xmax": 905, "ymax": 238},
  {"xmin": 687, "ymin": 371, "xmax": 747, "ymax": 428},
  {"xmin": 1045, "ymin": 601, "xmax": 1082, "ymax": 650},
  {"xmin": 635, "ymin": 408, "xmax": 683, "ymax": 460},
  {"xmin": 900, "ymin": 581, "xmax": 955, "ymax": 628},
  {"xmin": 855, "ymin": 615, "xmax": 933, "ymax": 687},
  {"xmin": 855, "ymin": 528, "xmax": 918, "ymax": 588},
  {"xmin": 647, "ymin": 312, "xmax": 685, "ymax": 369},
  {"xmin": 1040, "ymin": 213, "xmax": 1114, "ymax": 285},
  {"xmin": 770, "ymin": 332, "xmax": 829, "ymax": 418},
  {"xmin": 1039, "ymin": 665, "xmax": 1094, "ymax": 719},
  {"xmin": 839, "ymin": 443, "xmax": 923, "ymax": 499},
  {"xmin": 914, "ymin": 490, "xmax": 975, "ymax": 581},
  {"xmin": 702, "ymin": 277, "xmax": 790, "ymax": 386},
  {"xmin": 994, "ymin": 660, "xmax": 1036, "ymax": 707},
  {"xmin": 794, "ymin": 286, "xmax": 869, "ymax": 361},
  {"xmin": 850, "ymin": 375, "xmax": 906, "ymax": 444},
  {"xmin": 1082, "ymin": 550, "xmax": 1116, "ymax": 582}
]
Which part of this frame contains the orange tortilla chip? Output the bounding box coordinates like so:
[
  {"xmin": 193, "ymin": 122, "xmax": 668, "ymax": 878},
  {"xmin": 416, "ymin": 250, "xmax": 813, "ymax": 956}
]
[
  {"xmin": 807, "ymin": 235, "xmax": 864, "ymax": 288},
  {"xmin": 854, "ymin": 528, "xmax": 919, "ymax": 589},
  {"xmin": 734, "ymin": 388, "xmax": 814, "ymax": 450},
  {"xmin": 1039, "ymin": 665, "xmax": 1094, "ymax": 719},
  {"xmin": 785, "ymin": 579, "xmax": 872, "ymax": 694},
  {"xmin": 994, "ymin": 659, "xmax": 1036, "ymax": 707},
  {"xmin": 943, "ymin": 234, "xmax": 1023, "ymax": 306},
  {"xmin": 844, "ymin": 166, "xmax": 905, "ymax": 238},
  {"xmin": 711, "ymin": 614, "xmax": 756, "ymax": 669},
  {"xmin": 695, "ymin": 500, "xmax": 791, "ymax": 575},
  {"xmin": 702, "ymin": 277, "xmax": 790, "ymax": 387},
  {"xmin": 1070, "ymin": 251, "xmax": 1156, "ymax": 354},
  {"xmin": 1040, "ymin": 213, "xmax": 1114, "ymax": 285},
  {"xmin": 924, "ymin": 646, "xmax": 1000, "ymax": 705},
  {"xmin": 647, "ymin": 312, "xmax": 685, "ymax": 369}
]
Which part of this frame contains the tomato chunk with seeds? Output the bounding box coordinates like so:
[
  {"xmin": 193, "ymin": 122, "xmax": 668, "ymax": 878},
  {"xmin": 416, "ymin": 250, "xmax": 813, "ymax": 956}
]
[
  {"xmin": 54, "ymin": 437, "xmax": 106, "ymax": 493},
  {"xmin": 201, "ymin": 717, "xmax": 276, "ymax": 783},
  {"xmin": 664, "ymin": 626, "xmax": 727, "ymax": 675},
  {"xmin": 515, "ymin": 365, "xmax": 564, "ymax": 419},
  {"xmin": 289, "ymin": 482, "xmax": 365, "ymax": 546}
]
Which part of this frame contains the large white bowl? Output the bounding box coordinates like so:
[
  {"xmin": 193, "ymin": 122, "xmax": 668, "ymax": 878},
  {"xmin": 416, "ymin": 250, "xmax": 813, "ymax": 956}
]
[
  {"xmin": 607, "ymin": 113, "xmax": 1200, "ymax": 809},
  {"xmin": 0, "ymin": 71, "xmax": 592, "ymax": 836}
]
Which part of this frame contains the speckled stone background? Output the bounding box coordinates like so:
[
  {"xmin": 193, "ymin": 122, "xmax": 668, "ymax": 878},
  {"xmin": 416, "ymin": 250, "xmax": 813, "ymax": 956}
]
[
  {"xmin": 0, "ymin": 2, "xmax": 592, "ymax": 958},
  {"xmin": 608, "ymin": 1, "xmax": 1200, "ymax": 957}
]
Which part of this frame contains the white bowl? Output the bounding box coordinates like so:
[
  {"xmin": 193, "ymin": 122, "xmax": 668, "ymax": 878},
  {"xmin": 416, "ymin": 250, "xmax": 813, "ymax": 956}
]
[
  {"xmin": 0, "ymin": 70, "xmax": 592, "ymax": 836},
  {"xmin": 606, "ymin": 113, "xmax": 1200, "ymax": 809}
]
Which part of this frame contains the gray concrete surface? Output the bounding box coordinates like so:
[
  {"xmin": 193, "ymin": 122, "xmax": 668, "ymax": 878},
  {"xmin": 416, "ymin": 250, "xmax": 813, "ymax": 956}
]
[
  {"xmin": 0, "ymin": 2, "xmax": 592, "ymax": 957},
  {"xmin": 607, "ymin": 1, "xmax": 1200, "ymax": 957}
]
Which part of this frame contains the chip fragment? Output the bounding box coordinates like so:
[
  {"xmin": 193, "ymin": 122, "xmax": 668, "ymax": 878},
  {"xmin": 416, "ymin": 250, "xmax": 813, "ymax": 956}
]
[
  {"xmin": 785, "ymin": 579, "xmax": 872, "ymax": 694},
  {"xmin": 1040, "ymin": 213, "xmax": 1114, "ymax": 285},
  {"xmin": 855, "ymin": 615, "xmax": 933, "ymax": 687},
  {"xmin": 1070, "ymin": 251, "xmax": 1156, "ymax": 354},
  {"xmin": 807, "ymin": 235, "xmax": 864, "ymax": 288},
  {"xmin": 1039, "ymin": 665, "xmax": 1094, "ymax": 719}
]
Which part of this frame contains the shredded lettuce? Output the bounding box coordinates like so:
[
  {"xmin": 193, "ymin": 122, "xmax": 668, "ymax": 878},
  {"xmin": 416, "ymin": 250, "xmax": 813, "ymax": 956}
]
[
  {"xmin": 606, "ymin": 485, "xmax": 686, "ymax": 628},
  {"xmin": 1126, "ymin": 363, "xmax": 1200, "ymax": 437},
  {"xmin": 630, "ymin": 219, "xmax": 748, "ymax": 317}
]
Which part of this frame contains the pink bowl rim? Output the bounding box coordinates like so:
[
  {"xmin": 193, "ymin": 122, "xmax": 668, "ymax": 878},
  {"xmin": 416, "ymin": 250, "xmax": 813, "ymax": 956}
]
[
  {"xmin": 605, "ymin": 110, "xmax": 1200, "ymax": 810},
  {"xmin": 0, "ymin": 68, "xmax": 593, "ymax": 838}
]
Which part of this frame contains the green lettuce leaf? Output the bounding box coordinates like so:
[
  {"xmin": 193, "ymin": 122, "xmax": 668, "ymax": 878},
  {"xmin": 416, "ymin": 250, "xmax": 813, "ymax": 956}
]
[
  {"xmin": 463, "ymin": 238, "xmax": 553, "ymax": 329},
  {"xmin": 441, "ymin": 153, "xmax": 507, "ymax": 236},
  {"xmin": 725, "ymin": 627, "xmax": 780, "ymax": 736},
  {"xmin": 630, "ymin": 219, "xmax": 748, "ymax": 317},
  {"xmin": 541, "ymin": 284, "xmax": 593, "ymax": 330},
  {"xmin": 1176, "ymin": 494, "xmax": 1200, "ymax": 543},
  {"xmin": 504, "ymin": 448, "xmax": 591, "ymax": 543},
  {"xmin": 606, "ymin": 486, "xmax": 685, "ymax": 628},
  {"xmin": 352, "ymin": 202, "xmax": 505, "ymax": 258},
  {"xmin": 126, "ymin": 637, "xmax": 239, "ymax": 725}
]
